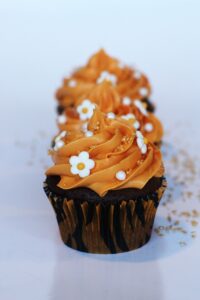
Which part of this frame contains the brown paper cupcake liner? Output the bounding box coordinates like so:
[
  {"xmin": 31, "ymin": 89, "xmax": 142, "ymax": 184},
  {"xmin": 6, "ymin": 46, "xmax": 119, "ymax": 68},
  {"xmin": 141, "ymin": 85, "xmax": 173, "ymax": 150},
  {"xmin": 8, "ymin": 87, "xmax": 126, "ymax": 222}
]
[{"xmin": 43, "ymin": 177, "xmax": 167, "ymax": 254}]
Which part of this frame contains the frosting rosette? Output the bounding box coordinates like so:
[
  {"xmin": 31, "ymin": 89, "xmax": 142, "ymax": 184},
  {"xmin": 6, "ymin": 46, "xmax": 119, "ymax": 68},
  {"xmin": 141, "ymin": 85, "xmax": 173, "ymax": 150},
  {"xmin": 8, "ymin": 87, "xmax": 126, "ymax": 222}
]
[
  {"xmin": 56, "ymin": 82, "xmax": 163, "ymax": 144},
  {"xmin": 46, "ymin": 107, "xmax": 164, "ymax": 197},
  {"xmin": 56, "ymin": 49, "xmax": 151, "ymax": 110}
]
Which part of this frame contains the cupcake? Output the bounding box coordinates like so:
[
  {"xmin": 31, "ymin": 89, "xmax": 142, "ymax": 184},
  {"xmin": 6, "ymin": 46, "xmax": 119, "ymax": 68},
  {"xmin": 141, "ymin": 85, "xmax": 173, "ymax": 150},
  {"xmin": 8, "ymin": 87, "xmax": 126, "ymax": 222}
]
[
  {"xmin": 56, "ymin": 82, "xmax": 163, "ymax": 146},
  {"xmin": 56, "ymin": 49, "xmax": 155, "ymax": 114},
  {"xmin": 44, "ymin": 107, "xmax": 167, "ymax": 253}
]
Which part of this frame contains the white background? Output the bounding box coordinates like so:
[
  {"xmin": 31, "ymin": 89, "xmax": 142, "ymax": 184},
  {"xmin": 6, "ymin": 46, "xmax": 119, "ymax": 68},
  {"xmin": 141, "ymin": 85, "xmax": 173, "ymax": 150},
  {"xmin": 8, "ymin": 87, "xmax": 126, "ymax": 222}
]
[{"xmin": 0, "ymin": 1, "xmax": 200, "ymax": 299}]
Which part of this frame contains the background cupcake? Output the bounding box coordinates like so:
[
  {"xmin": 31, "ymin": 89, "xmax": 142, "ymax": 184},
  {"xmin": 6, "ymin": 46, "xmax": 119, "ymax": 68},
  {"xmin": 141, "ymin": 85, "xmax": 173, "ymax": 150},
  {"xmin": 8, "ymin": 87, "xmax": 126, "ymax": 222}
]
[
  {"xmin": 56, "ymin": 49, "xmax": 155, "ymax": 114},
  {"xmin": 55, "ymin": 82, "xmax": 163, "ymax": 146}
]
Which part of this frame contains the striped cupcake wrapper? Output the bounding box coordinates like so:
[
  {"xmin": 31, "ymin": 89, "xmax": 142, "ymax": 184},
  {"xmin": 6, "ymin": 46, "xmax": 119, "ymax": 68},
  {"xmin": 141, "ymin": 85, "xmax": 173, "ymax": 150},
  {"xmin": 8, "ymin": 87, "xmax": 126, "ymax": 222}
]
[{"xmin": 43, "ymin": 178, "xmax": 167, "ymax": 254}]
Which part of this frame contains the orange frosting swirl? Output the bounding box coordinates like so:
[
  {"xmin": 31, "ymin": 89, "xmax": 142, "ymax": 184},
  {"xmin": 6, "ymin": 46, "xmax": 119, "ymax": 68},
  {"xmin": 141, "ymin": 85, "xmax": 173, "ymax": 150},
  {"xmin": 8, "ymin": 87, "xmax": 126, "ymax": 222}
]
[
  {"xmin": 77, "ymin": 81, "xmax": 121, "ymax": 112},
  {"xmin": 86, "ymin": 48, "xmax": 119, "ymax": 70},
  {"xmin": 46, "ymin": 108, "xmax": 164, "ymax": 197},
  {"xmin": 56, "ymin": 49, "xmax": 151, "ymax": 108},
  {"xmin": 57, "ymin": 82, "xmax": 163, "ymax": 144}
]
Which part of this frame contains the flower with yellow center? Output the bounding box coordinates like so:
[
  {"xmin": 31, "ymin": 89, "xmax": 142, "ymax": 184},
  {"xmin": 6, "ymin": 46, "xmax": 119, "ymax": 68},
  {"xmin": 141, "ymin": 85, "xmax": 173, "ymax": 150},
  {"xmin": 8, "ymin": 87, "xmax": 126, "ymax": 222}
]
[
  {"xmin": 77, "ymin": 99, "xmax": 95, "ymax": 121},
  {"xmin": 69, "ymin": 151, "xmax": 95, "ymax": 178}
]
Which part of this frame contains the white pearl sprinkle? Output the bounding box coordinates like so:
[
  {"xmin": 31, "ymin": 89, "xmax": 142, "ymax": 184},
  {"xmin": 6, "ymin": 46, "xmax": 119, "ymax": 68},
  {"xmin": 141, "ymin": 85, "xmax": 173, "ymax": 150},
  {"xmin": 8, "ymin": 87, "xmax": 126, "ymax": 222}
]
[
  {"xmin": 133, "ymin": 121, "xmax": 140, "ymax": 129},
  {"xmin": 122, "ymin": 97, "xmax": 131, "ymax": 106},
  {"xmin": 141, "ymin": 144, "xmax": 147, "ymax": 154},
  {"xmin": 82, "ymin": 122, "xmax": 88, "ymax": 132},
  {"xmin": 139, "ymin": 87, "xmax": 148, "ymax": 97},
  {"xmin": 134, "ymin": 71, "xmax": 142, "ymax": 79},
  {"xmin": 54, "ymin": 140, "xmax": 64, "ymax": 150},
  {"xmin": 144, "ymin": 123, "xmax": 153, "ymax": 132},
  {"xmin": 116, "ymin": 170, "xmax": 126, "ymax": 181},
  {"xmin": 55, "ymin": 130, "xmax": 67, "ymax": 142},
  {"xmin": 68, "ymin": 79, "xmax": 77, "ymax": 87},
  {"xmin": 134, "ymin": 99, "xmax": 148, "ymax": 116},
  {"xmin": 59, "ymin": 130, "xmax": 67, "ymax": 138},
  {"xmin": 85, "ymin": 130, "xmax": 93, "ymax": 137},
  {"xmin": 107, "ymin": 112, "xmax": 116, "ymax": 119},
  {"xmin": 57, "ymin": 114, "xmax": 67, "ymax": 124},
  {"xmin": 136, "ymin": 130, "xmax": 143, "ymax": 139},
  {"xmin": 97, "ymin": 71, "xmax": 117, "ymax": 85}
]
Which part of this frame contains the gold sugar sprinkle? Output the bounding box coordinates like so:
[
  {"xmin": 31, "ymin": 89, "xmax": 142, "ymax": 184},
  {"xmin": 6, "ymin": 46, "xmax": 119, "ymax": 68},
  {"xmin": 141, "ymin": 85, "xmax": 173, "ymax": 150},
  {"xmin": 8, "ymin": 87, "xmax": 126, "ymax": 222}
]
[
  {"xmin": 126, "ymin": 169, "xmax": 132, "ymax": 175},
  {"xmin": 137, "ymin": 159, "xmax": 144, "ymax": 166},
  {"xmin": 191, "ymin": 220, "xmax": 198, "ymax": 227}
]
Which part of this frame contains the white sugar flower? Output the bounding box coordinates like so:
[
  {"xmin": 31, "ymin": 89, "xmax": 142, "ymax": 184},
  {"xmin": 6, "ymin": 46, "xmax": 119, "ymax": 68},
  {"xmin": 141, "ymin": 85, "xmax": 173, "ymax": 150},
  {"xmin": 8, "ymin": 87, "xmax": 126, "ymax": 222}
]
[
  {"xmin": 134, "ymin": 100, "xmax": 148, "ymax": 116},
  {"xmin": 69, "ymin": 151, "xmax": 95, "ymax": 178},
  {"xmin": 57, "ymin": 114, "xmax": 67, "ymax": 124},
  {"xmin": 77, "ymin": 99, "xmax": 95, "ymax": 121},
  {"xmin": 136, "ymin": 131, "xmax": 148, "ymax": 154},
  {"xmin": 122, "ymin": 96, "xmax": 131, "ymax": 106},
  {"xmin": 54, "ymin": 131, "xmax": 67, "ymax": 151},
  {"xmin": 139, "ymin": 87, "xmax": 148, "ymax": 97},
  {"xmin": 68, "ymin": 79, "xmax": 77, "ymax": 87},
  {"xmin": 107, "ymin": 112, "xmax": 116, "ymax": 119},
  {"xmin": 97, "ymin": 71, "xmax": 117, "ymax": 85},
  {"xmin": 144, "ymin": 123, "xmax": 153, "ymax": 132}
]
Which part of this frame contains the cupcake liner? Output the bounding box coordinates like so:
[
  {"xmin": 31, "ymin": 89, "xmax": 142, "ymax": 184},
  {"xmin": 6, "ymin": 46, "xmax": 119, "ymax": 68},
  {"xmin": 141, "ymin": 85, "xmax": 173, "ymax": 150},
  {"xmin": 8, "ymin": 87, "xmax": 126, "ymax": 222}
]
[{"xmin": 43, "ymin": 178, "xmax": 167, "ymax": 254}]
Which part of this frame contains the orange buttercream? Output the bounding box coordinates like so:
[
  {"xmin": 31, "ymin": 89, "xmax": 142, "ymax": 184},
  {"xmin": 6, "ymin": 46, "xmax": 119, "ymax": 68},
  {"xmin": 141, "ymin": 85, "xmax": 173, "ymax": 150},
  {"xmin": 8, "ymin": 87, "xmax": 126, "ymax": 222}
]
[
  {"xmin": 58, "ymin": 82, "xmax": 163, "ymax": 144},
  {"xmin": 56, "ymin": 49, "xmax": 151, "ymax": 108},
  {"xmin": 46, "ymin": 108, "xmax": 164, "ymax": 197}
]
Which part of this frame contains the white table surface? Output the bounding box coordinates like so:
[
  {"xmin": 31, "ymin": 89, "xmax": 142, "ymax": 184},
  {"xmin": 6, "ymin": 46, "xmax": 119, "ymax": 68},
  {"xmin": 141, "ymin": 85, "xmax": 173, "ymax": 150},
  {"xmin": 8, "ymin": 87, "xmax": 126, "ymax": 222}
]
[{"xmin": 1, "ymin": 1, "xmax": 200, "ymax": 299}]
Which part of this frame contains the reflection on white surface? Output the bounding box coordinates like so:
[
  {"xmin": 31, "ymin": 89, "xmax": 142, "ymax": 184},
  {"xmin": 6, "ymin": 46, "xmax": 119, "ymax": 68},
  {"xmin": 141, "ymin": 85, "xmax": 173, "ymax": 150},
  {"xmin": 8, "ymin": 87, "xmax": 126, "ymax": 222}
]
[{"xmin": 0, "ymin": 0, "xmax": 200, "ymax": 299}]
